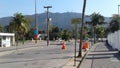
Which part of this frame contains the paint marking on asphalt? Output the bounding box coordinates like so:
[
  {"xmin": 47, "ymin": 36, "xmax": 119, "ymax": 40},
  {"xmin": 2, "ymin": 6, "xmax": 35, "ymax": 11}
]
[{"xmin": 110, "ymin": 57, "xmax": 119, "ymax": 62}]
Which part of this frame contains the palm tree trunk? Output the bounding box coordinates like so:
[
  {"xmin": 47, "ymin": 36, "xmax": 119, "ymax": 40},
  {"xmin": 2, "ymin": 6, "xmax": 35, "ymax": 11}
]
[{"xmin": 78, "ymin": 0, "xmax": 87, "ymax": 57}]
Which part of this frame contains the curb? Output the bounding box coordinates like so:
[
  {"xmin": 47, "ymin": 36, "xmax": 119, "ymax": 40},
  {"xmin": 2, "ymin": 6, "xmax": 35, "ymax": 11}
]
[
  {"xmin": 77, "ymin": 50, "xmax": 89, "ymax": 68},
  {"xmin": 77, "ymin": 42, "xmax": 96, "ymax": 68},
  {"xmin": 61, "ymin": 51, "xmax": 88, "ymax": 68},
  {"xmin": 61, "ymin": 57, "xmax": 73, "ymax": 68}
]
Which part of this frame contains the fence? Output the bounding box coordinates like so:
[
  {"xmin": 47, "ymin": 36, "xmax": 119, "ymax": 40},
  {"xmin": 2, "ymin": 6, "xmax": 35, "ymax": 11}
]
[{"xmin": 107, "ymin": 30, "xmax": 120, "ymax": 51}]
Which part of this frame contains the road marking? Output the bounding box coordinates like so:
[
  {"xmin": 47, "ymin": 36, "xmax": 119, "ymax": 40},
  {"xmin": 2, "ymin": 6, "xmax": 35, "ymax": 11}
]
[{"xmin": 110, "ymin": 57, "xmax": 119, "ymax": 62}]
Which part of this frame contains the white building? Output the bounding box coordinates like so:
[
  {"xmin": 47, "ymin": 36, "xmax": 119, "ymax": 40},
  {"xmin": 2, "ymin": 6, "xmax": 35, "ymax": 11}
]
[{"xmin": 0, "ymin": 33, "xmax": 15, "ymax": 47}]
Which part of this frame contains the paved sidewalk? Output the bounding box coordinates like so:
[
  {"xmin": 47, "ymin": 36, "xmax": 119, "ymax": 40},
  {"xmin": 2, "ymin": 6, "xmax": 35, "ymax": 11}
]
[
  {"xmin": 62, "ymin": 41, "xmax": 93, "ymax": 68},
  {"xmin": 62, "ymin": 51, "xmax": 88, "ymax": 68},
  {"xmin": 80, "ymin": 42, "xmax": 120, "ymax": 68}
]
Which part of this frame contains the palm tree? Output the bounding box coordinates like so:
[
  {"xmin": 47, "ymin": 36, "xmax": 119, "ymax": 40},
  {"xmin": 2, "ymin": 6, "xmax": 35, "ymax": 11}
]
[
  {"xmin": 90, "ymin": 13, "xmax": 104, "ymax": 43},
  {"xmin": 8, "ymin": 22, "xmax": 16, "ymax": 33},
  {"xmin": 78, "ymin": 0, "xmax": 87, "ymax": 57},
  {"xmin": 11, "ymin": 13, "xmax": 31, "ymax": 44}
]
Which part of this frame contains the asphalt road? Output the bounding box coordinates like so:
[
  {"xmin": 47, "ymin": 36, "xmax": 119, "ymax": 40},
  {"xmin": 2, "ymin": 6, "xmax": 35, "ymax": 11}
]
[
  {"xmin": 0, "ymin": 41, "xmax": 79, "ymax": 68},
  {"xmin": 80, "ymin": 42, "xmax": 120, "ymax": 68}
]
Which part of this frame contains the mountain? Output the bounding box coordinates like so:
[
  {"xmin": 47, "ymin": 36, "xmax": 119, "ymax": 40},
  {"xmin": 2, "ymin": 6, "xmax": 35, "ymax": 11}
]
[{"xmin": 0, "ymin": 12, "xmax": 112, "ymax": 30}]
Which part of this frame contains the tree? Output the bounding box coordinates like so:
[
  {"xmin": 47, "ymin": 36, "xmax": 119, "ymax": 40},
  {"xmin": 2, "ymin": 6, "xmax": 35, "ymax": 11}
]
[
  {"xmin": 109, "ymin": 14, "xmax": 120, "ymax": 32},
  {"xmin": 0, "ymin": 24, "xmax": 3, "ymax": 32},
  {"xmin": 90, "ymin": 13, "xmax": 104, "ymax": 43},
  {"xmin": 49, "ymin": 26, "xmax": 61, "ymax": 40},
  {"xmin": 78, "ymin": 0, "xmax": 87, "ymax": 57},
  {"xmin": 25, "ymin": 28, "xmax": 34, "ymax": 40},
  {"xmin": 62, "ymin": 29, "xmax": 72, "ymax": 41},
  {"xmin": 10, "ymin": 13, "xmax": 31, "ymax": 44},
  {"xmin": 96, "ymin": 27, "xmax": 106, "ymax": 39}
]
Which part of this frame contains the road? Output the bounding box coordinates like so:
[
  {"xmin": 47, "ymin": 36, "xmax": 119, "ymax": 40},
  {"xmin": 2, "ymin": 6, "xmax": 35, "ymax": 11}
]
[
  {"xmin": 80, "ymin": 42, "xmax": 120, "ymax": 68},
  {"xmin": 0, "ymin": 41, "xmax": 79, "ymax": 68}
]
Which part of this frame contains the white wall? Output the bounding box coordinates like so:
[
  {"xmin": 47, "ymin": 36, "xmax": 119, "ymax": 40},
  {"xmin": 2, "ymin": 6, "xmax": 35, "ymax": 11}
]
[{"xmin": 107, "ymin": 30, "xmax": 120, "ymax": 51}]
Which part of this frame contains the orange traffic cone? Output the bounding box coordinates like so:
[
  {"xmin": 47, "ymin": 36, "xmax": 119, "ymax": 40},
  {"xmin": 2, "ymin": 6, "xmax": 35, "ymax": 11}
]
[
  {"xmin": 85, "ymin": 41, "xmax": 89, "ymax": 51},
  {"xmin": 62, "ymin": 42, "xmax": 67, "ymax": 49}
]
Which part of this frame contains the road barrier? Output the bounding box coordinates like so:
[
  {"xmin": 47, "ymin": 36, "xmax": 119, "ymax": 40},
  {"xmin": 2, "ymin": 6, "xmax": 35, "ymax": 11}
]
[{"xmin": 107, "ymin": 30, "xmax": 120, "ymax": 51}]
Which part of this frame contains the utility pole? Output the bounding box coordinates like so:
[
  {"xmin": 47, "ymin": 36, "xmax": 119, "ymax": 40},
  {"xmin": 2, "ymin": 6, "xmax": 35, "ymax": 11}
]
[
  {"xmin": 44, "ymin": 6, "xmax": 52, "ymax": 46},
  {"xmin": 34, "ymin": 0, "xmax": 38, "ymax": 44},
  {"xmin": 35, "ymin": 0, "xmax": 37, "ymax": 28},
  {"xmin": 78, "ymin": 0, "xmax": 87, "ymax": 57}
]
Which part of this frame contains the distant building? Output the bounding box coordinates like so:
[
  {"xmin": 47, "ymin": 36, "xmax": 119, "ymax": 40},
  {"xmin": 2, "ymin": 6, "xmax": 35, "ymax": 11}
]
[{"xmin": 0, "ymin": 33, "xmax": 15, "ymax": 47}]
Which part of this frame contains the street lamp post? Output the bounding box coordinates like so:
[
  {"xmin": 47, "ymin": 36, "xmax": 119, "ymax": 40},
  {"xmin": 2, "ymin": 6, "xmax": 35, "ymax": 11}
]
[{"xmin": 44, "ymin": 6, "xmax": 52, "ymax": 46}]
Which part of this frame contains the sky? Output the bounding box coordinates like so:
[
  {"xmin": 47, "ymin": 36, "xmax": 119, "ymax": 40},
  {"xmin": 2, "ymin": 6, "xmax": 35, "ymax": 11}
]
[{"xmin": 0, "ymin": 0, "xmax": 120, "ymax": 18}]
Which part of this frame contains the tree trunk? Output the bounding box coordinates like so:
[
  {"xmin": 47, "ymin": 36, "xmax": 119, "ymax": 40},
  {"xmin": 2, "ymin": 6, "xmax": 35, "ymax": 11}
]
[{"xmin": 77, "ymin": 0, "xmax": 87, "ymax": 57}]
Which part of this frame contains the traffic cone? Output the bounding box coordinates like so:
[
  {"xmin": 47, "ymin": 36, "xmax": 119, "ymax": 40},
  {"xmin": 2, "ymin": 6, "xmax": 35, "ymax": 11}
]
[
  {"xmin": 85, "ymin": 41, "xmax": 89, "ymax": 51},
  {"xmin": 62, "ymin": 42, "xmax": 67, "ymax": 49}
]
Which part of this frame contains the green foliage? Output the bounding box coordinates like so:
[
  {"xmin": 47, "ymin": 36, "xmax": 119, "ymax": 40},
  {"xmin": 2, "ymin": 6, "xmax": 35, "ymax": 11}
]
[
  {"xmin": 109, "ymin": 15, "xmax": 120, "ymax": 32},
  {"xmin": 91, "ymin": 13, "xmax": 104, "ymax": 26},
  {"xmin": 0, "ymin": 24, "xmax": 3, "ymax": 32},
  {"xmin": 89, "ymin": 12, "xmax": 105, "ymax": 43},
  {"xmin": 96, "ymin": 27, "xmax": 107, "ymax": 38},
  {"xmin": 6, "ymin": 13, "xmax": 31, "ymax": 40},
  {"xmin": 62, "ymin": 29, "xmax": 72, "ymax": 41},
  {"xmin": 49, "ymin": 26, "xmax": 62, "ymax": 40},
  {"xmin": 24, "ymin": 28, "xmax": 34, "ymax": 40},
  {"xmin": 12, "ymin": 13, "xmax": 30, "ymax": 33}
]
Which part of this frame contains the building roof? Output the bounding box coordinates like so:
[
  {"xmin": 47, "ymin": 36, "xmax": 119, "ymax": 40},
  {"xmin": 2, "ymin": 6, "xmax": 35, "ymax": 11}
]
[{"xmin": 0, "ymin": 33, "xmax": 15, "ymax": 36}]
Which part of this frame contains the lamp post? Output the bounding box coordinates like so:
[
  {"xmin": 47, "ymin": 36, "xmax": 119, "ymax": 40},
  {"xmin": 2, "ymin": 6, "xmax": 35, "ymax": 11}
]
[{"xmin": 44, "ymin": 6, "xmax": 52, "ymax": 46}]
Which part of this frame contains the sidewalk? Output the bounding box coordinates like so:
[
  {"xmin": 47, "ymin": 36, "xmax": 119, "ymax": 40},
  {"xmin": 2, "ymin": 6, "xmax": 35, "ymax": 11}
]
[
  {"xmin": 62, "ymin": 50, "xmax": 88, "ymax": 68},
  {"xmin": 62, "ymin": 41, "xmax": 93, "ymax": 68},
  {"xmin": 80, "ymin": 42, "xmax": 120, "ymax": 68}
]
